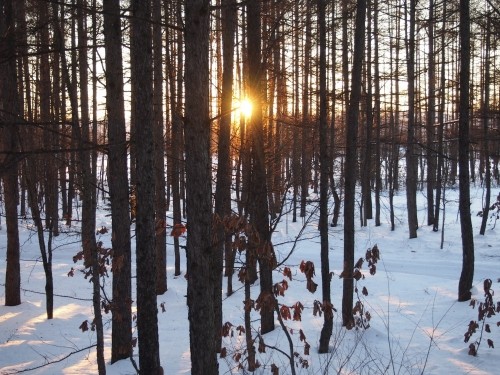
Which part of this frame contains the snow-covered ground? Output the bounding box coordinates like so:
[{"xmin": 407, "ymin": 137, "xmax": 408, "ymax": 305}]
[{"xmin": 1, "ymin": 186, "xmax": 499, "ymax": 374}]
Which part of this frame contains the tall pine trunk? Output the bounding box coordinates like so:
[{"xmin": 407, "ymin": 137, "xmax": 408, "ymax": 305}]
[
  {"xmin": 457, "ymin": 0, "xmax": 474, "ymax": 302},
  {"xmin": 130, "ymin": 0, "xmax": 162, "ymax": 372},
  {"xmin": 102, "ymin": 0, "xmax": 133, "ymax": 363},
  {"xmin": 185, "ymin": 0, "xmax": 218, "ymax": 373},
  {"xmin": 0, "ymin": 0, "xmax": 21, "ymax": 307},
  {"xmin": 342, "ymin": 0, "xmax": 366, "ymax": 328},
  {"xmin": 318, "ymin": 0, "xmax": 333, "ymax": 352}
]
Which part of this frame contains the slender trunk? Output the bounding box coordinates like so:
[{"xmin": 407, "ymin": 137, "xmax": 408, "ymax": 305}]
[
  {"xmin": 153, "ymin": 0, "xmax": 167, "ymax": 295},
  {"xmin": 433, "ymin": 0, "xmax": 447, "ymax": 232},
  {"xmin": 405, "ymin": 0, "xmax": 418, "ymax": 239},
  {"xmin": 301, "ymin": 2, "xmax": 311, "ymax": 218},
  {"xmin": 247, "ymin": 0, "xmax": 275, "ymax": 335},
  {"xmin": 457, "ymin": 0, "xmax": 474, "ymax": 302},
  {"xmin": 426, "ymin": 0, "xmax": 436, "ymax": 226},
  {"xmin": 480, "ymin": 17, "xmax": 491, "ymax": 236},
  {"xmin": 342, "ymin": 0, "xmax": 366, "ymax": 328},
  {"xmin": 214, "ymin": 0, "xmax": 237, "ymax": 350},
  {"xmin": 318, "ymin": 0, "xmax": 333, "ymax": 352},
  {"xmin": 374, "ymin": 0, "xmax": 382, "ymax": 227}
]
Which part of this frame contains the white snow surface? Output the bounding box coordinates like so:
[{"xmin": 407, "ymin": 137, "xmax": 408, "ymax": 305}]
[{"xmin": 1, "ymin": 186, "xmax": 500, "ymax": 374}]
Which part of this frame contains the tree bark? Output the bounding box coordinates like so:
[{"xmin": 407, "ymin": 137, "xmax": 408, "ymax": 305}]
[
  {"xmin": 0, "ymin": 0, "xmax": 21, "ymax": 307},
  {"xmin": 185, "ymin": 0, "xmax": 218, "ymax": 373},
  {"xmin": 342, "ymin": 0, "xmax": 366, "ymax": 328},
  {"xmin": 153, "ymin": 0, "xmax": 167, "ymax": 295},
  {"xmin": 479, "ymin": 16, "xmax": 491, "ymax": 236},
  {"xmin": 247, "ymin": 0, "xmax": 275, "ymax": 335},
  {"xmin": 130, "ymin": 0, "xmax": 162, "ymax": 372},
  {"xmin": 318, "ymin": 0, "xmax": 333, "ymax": 352},
  {"xmin": 458, "ymin": 0, "xmax": 474, "ymax": 302},
  {"xmin": 214, "ymin": 0, "xmax": 237, "ymax": 350},
  {"xmin": 102, "ymin": 0, "xmax": 133, "ymax": 363},
  {"xmin": 405, "ymin": 0, "xmax": 418, "ymax": 239}
]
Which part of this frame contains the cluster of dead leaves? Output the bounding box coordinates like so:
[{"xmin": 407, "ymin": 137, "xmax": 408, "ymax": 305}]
[
  {"xmin": 465, "ymin": 278, "xmax": 500, "ymax": 356},
  {"xmin": 300, "ymin": 260, "xmax": 318, "ymax": 293}
]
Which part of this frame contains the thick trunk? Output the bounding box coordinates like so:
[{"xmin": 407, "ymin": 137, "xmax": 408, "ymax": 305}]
[
  {"xmin": 103, "ymin": 0, "xmax": 132, "ymax": 363},
  {"xmin": 131, "ymin": 0, "xmax": 161, "ymax": 372},
  {"xmin": 0, "ymin": 0, "xmax": 21, "ymax": 307},
  {"xmin": 185, "ymin": 1, "xmax": 218, "ymax": 373}
]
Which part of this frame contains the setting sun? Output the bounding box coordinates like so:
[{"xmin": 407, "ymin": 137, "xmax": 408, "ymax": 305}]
[{"xmin": 239, "ymin": 98, "xmax": 253, "ymax": 119}]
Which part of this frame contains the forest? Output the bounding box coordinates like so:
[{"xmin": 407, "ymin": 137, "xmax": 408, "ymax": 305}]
[{"xmin": 0, "ymin": 0, "xmax": 499, "ymax": 374}]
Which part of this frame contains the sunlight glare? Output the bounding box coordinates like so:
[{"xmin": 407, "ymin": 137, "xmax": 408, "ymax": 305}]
[{"xmin": 239, "ymin": 98, "xmax": 252, "ymax": 120}]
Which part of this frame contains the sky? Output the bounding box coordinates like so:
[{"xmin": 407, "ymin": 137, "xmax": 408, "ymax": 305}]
[{"xmin": 1, "ymin": 185, "xmax": 500, "ymax": 374}]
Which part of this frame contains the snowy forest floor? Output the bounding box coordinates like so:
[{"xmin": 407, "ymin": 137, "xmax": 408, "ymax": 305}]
[{"xmin": 1, "ymin": 185, "xmax": 500, "ymax": 374}]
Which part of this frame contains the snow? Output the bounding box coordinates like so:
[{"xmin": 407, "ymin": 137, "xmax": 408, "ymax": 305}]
[{"xmin": 1, "ymin": 186, "xmax": 500, "ymax": 374}]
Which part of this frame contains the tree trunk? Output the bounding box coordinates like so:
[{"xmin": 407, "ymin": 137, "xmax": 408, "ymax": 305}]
[
  {"xmin": 0, "ymin": 0, "xmax": 21, "ymax": 307},
  {"xmin": 433, "ymin": 0, "xmax": 447, "ymax": 233},
  {"xmin": 165, "ymin": 0, "xmax": 183, "ymax": 277},
  {"xmin": 214, "ymin": 0, "xmax": 237, "ymax": 350},
  {"xmin": 405, "ymin": 0, "xmax": 418, "ymax": 239},
  {"xmin": 247, "ymin": 0, "xmax": 275, "ymax": 335},
  {"xmin": 153, "ymin": 0, "xmax": 167, "ymax": 295},
  {"xmin": 479, "ymin": 16, "xmax": 491, "ymax": 236},
  {"xmin": 318, "ymin": 0, "xmax": 333, "ymax": 352},
  {"xmin": 185, "ymin": 0, "xmax": 218, "ymax": 373},
  {"xmin": 130, "ymin": 0, "xmax": 162, "ymax": 372},
  {"xmin": 373, "ymin": 0, "xmax": 382, "ymax": 227},
  {"xmin": 426, "ymin": 0, "xmax": 436, "ymax": 226},
  {"xmin": 362, "ymin": 0, "xmax": 373, "ymax": 226},
  {"xmin": 342, "ymin": 0, "xmax": 366, "ymax": 328},
  {"xmin": 457, "ymin": 0, "xmax": 474, "ymax": 302},
  {"xmin": 102, "ymin": 0, "xmax": 133, "ymax": 363},
  {"xmin": 301, "ymin": 1, "xmax": 311, "ymax": 219}
]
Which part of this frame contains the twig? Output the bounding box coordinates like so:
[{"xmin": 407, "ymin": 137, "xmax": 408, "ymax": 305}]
[
  {"xmin": 3, "ymin": 344, "xmax": 96, "ymax": 374},
  {"xmin": 0, "ymin": 284, "xmax": 93, "ymax": 302}
]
